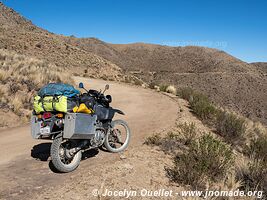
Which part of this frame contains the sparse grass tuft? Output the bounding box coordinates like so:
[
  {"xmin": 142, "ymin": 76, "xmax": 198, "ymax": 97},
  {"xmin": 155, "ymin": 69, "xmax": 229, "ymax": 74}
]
[
  {"xmin": 166, "ymin": 85, "xmax": 177, "ymax": 95},
  {"xmin": 0, "ymin": 49, "xmax": 73, "ymax": 123},
  {"xmin": 235, "ymin": 134, "xmax": 267, "ymax": 198},
  {"xmin": 11, "ymin": 94, "xmax": 23, "ymax": 115}
]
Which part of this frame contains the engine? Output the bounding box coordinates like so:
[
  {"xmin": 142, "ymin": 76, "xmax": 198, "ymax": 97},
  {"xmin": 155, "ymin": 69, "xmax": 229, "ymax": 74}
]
[{"xmin": 91, "ymin": 129, "xmax": 105, "ymax": 147}]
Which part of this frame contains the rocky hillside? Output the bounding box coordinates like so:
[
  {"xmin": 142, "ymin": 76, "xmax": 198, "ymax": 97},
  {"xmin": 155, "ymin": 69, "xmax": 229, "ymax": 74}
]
[
  {"xmin": 65, "ymin": 38, "xmax": 267, "ymax": 125},
  {"xmin": 0, "ymin": 2, "xmax": 123, "ymax": 81},
  {"xmin": 251, "ymin": 62, "xmax": 267, "ymax": 73},
  {"xmin": 0, "ymin": 2, "xmax": 266, "ymax": 125}
]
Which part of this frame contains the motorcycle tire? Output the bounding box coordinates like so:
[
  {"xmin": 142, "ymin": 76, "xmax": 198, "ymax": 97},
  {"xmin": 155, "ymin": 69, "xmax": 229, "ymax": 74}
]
[
  {"xmin": 104, "ymin": 119, "xmax": 131, "ymax": 153},
  {"xmin": 50, "ymin": 133, "xmax": 82, "ymax": 173}
]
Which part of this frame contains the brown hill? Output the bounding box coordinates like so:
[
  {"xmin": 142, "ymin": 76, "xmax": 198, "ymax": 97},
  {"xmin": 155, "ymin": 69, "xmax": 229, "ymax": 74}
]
[
  {"xmin": 65, "ymin": 38, "xmax": 267, "ymax": 125},
  {"xmin": 0, "ymin": 2, "xmax": 123, "ymax": 81},
  {"xmin": 251, "ymin": 62, "xmax": 267, "ymax": 73},
  {"xmin": 0, "ymin": 2, "xmax": 266, "ymax": 125}
]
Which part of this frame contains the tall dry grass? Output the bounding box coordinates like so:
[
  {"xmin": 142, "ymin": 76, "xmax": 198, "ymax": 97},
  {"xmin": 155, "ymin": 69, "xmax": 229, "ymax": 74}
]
[{"xmin": 0, "ymin": 49, "xmax": 73, "ymax": 122}]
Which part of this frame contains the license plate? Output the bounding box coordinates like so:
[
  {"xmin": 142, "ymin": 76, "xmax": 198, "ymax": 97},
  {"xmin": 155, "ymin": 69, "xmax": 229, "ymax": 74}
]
[{"xmin": 40, "ymin": 126, "xmax": 51, "ymax": 135}]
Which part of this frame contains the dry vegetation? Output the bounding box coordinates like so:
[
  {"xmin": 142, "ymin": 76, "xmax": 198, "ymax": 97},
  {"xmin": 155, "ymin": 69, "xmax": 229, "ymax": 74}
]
[
  {"xmin": 66, "ymin": 36, "xmax": 267, "ymax": 126},
  {"xmin": 0, "ymin": 49, "xmax": 73, "ymax": 127},
  {"xmin": 146, "ymin": 86, "xmax": 267, "ymax": 199}
]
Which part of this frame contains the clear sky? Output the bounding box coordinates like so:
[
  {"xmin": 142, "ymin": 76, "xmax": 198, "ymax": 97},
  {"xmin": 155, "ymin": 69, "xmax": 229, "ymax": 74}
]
[{"xmin": 2, "ymin": 0, "xmax": 267, "ymax": 62}]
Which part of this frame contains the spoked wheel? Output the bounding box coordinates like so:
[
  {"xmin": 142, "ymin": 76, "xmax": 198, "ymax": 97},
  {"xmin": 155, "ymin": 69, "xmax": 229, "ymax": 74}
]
[
  {"xmin": 104, "ymin": 120, "xmax": 131, "ymax": 153},
  {"xmin": 50, "ymin": 133, "xmax": 82, "ymax": 173}
]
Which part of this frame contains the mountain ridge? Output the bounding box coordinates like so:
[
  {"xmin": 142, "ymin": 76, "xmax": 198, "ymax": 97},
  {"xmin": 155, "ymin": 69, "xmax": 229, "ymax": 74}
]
[{"xmin": 0, "ymin": 2, "xmax": 266, "ymax": 125}]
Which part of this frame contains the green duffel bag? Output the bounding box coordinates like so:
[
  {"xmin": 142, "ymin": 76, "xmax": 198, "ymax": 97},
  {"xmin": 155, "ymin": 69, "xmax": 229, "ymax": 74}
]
[{"xmin": 33, "ymin": 95, "xmax": 77, "ymax": 114}]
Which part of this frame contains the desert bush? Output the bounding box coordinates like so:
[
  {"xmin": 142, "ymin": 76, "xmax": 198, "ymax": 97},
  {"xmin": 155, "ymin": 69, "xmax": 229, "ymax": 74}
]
[
  {"xmin": 148, "ymin": 82, "xmax": 157, "ymax": 89},
  {"xmin": 144, "ymin": 134, "xmax": 162, "ymax": 146},
  {"xmin": 159, "ymin": 84, "xmax": 168, "ymax": 92},
  {"xmin": 238, "ymin": 135, "xmax": 267, "ymax": 195},
  {"xmin": 145, "ymin": 123, "xmax": 197, "ymax": 153},
  {"xmin": 177, "ymin": 122, "xmax": 197, "ymax": 145},
  {"xmin": 177, "ymin": 87, "xmax": 194, "ymax": 101},
  {"xmin": 166, "ymin": 134, "xmax": 234, "ymax": 189},
  {"xmin": 189, "ymin": 92, "xmax": 217, "ymax": 120},
  {"xmin": 160, "ymin": 131, "xmax": 182, "ymax": 153},
  {"xmin": 236, "ymin": 159, "xmax": 267, "ymax": 198},
  {"xmin": 178, "ymin": 88, "xmax": 217, "ymax": 121},
  {"xmin": 134, "ymin": 79, "xmax": 143, "ymax": 86},
  {"xmin": 244, "ymin": 134, "xmax": 267, "ymax": 161},
  {"xmin": 216, "ymin": 111, "xmax": 246, "ymax": 144}
]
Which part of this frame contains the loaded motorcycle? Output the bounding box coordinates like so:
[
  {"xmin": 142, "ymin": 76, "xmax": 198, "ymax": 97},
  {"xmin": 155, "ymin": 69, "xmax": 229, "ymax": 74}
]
[{"xmin": 31, "ymin": 82, "xmax": 131, "ymax": 173}]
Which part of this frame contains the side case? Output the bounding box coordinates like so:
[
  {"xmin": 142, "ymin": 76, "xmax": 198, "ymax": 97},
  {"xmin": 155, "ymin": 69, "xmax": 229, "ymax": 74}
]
[
  {"xmin": 63, "ymin": 113, "xmax": 97, "ymax": 139},
  {"xmin": 31, "ymin": 115, "xmax": 42, "ymax": 139}
]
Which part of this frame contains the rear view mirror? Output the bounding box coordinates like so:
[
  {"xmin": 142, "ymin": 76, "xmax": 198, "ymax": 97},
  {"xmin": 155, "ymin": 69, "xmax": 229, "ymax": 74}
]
[
  {"xmin": 79, "ymin": 82, "xmax": 84, "ymax": 89},
  {"xmin": 105, "ymin": 84, "xmax": 109, "ymax": 91}
]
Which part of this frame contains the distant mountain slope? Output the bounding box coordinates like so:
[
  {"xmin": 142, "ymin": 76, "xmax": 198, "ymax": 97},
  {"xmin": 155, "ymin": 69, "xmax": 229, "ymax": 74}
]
[
  {"xmin": 0, "ymin": 2, "xmax": 123, "ymax": 81},
  {"xmin": 251, "ymin": 62, "xmax": 267, "ymax": 73},
  {"xmin": 65, "ymin": 38, "xmax": 267, "ymax": 125},
  {"xmin": 0, "ymin": 2, "xmax": 266, "ymax": 125}
]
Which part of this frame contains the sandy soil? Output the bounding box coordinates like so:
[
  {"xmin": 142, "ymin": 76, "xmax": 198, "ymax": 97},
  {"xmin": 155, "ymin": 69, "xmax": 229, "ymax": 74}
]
[{"xmin": 0, "ymin": 78, "xmax": 179, "ymax": 200}]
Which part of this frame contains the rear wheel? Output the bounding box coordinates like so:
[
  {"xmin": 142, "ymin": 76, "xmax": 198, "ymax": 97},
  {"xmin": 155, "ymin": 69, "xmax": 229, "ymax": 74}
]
[
  {"xmin": 104, "ymin": 120, "xmax": 131, "ymax": 153},
  {"xmin": 50, "ymin": 133, "xmax": 82, "ymax": 173}
]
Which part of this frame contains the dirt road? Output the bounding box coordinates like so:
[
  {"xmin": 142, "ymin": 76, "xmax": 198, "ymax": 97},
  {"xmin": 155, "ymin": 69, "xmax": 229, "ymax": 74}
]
[{"xmin": 0, "ymin": 78, "xmax": 178, "ymax": 200}]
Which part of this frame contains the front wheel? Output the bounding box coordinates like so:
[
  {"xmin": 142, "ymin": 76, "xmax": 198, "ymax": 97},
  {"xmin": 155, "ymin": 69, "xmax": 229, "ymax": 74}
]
[
  {"xmin": 50, "ymin": 133, "xmax": 82, "ymax": 173},
  {"xmin": 104, "ymin": 120, "xmax": 131, "ymax": 153}
]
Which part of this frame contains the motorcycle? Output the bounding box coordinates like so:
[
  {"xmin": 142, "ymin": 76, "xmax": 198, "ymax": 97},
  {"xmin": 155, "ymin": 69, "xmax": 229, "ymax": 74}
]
[{"xmin": 31, "ymin": 82, "xmax": 131, "ymax": 172}]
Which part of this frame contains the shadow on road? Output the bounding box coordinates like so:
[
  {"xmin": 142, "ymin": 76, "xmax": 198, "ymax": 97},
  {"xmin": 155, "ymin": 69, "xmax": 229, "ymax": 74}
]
[
  {"xmin": 82, "ymin": 148, "xmax": 99, "ymax": 160},
  {"xmin": 31, "ymin": 142, "xmax": 51, "ymax": 161}
]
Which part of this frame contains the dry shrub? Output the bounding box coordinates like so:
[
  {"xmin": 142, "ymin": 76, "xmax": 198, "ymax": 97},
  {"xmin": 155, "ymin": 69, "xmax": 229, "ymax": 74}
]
[
  {"xmin": 238, "ymin": 135, "xmax": 267, "ymax": 197},
  {"xmin": 189, "ymin": 92, "xmax": 217, "ymax": 121},
  {"xmin": 144, "ymin": 134, "xmax": 162, "ymax": 146},
  {"xmin": 148, "ymin": 81, "xmax": 157, "ymax": 89},
  {"xmin": 134, "ymin": 79, "xmax": 143, "ymax": 86},
  {"xmin": 160, "ymin": 131, "xmax": 182, "ymax": 153},
  {"xmin": 178, "ymin": 88, "xmax": 217, "ymax": 120},
  {"xmin": 159, "ymin": 84, "xmax": 168, "ymax": 92},
  {"xmin": 166, "ymin": 134, "xmax": 234, "ymax": 189},
  {"xmin": 216, "ymin": 111, "xmax": 246, "ymax": 145},
  {"xmin": 211, "ymin": 171, "xmax": 242, "ymax": 195},
  {"xmin": 145, "ymin": 123, "xmax": 197, "ymax": 153},
  {"xmin": 177, "ymin": 122, "xmax": 197, "ymax": 145},
  {"xmin": 177, "ymin": 87, "xmax": 194, "ymax": 101}
]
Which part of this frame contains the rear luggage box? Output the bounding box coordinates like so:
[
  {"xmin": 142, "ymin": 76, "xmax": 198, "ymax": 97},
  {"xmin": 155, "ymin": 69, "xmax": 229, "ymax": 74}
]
[{"xmin": 63, "ymin": 113, "xmax": 97, "ymax": 139}]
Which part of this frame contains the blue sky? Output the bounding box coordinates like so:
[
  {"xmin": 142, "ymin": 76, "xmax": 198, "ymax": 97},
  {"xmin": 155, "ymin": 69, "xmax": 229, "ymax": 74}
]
[{"xmin": 3, "ymin": 0, "xmax": 267, "ymax": 62}]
